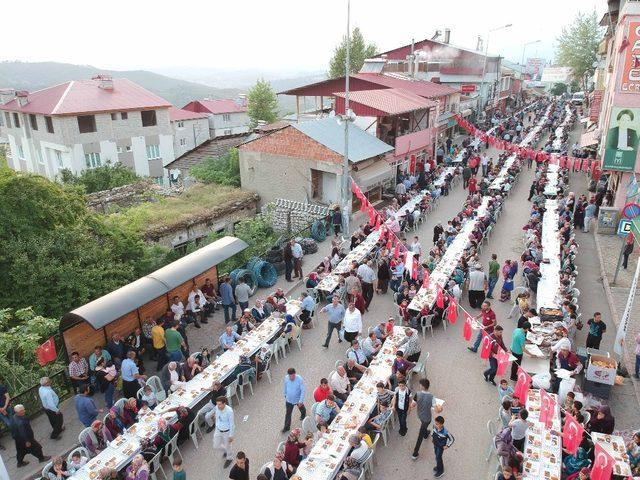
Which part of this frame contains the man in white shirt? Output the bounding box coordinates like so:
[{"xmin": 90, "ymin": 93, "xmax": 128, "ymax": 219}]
[
  {"xmin": 396, "ymin": 181, "xmax": 407, "ymax": 195},
  {"xmin": 329, "ymin": 367, "xmax": 350, "ymax": 402},
  {"xmin": 467, "ymin": 264, "xmax": 488, "ymax": 309},
  {"xmin": 188, "ymin": 287, "xmax": 211, "ymax": 321},
  {"xmin": 343, "ymin": 302, "xmax": 362, "ymax": 343},
  {"xmin": 357, "ymin": 261, "xmax": 375, "ymax": 309},
  {"xmin": 362, "ymin": 332, "xmax": 381, "ymax": 359},
  {"xmin": 410, "ymin": 236, "xmax": 422, "ymax": 256},
  {"xmin": 171, "ymin": 295, "xmax": 200, "ymax": 328},
  {"xmin": 188, "ymin": 293, "xmax": 209, "ymax": 325},
  {"xmin": 481, "ymin": 154, "xmax": 489, "ymax": 177}
]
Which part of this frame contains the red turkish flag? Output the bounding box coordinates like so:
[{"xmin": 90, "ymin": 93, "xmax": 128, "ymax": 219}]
[
  {"xmin": 360, "ymin": 198, "xmax": 368, "ymax": 212},
  {"xmin": 591, "ymin": 443, "xmax": 615, "ymax": 480},
  {"xmin": 386, "ymin": 236, "xmax": 393, "ymax": 251},
  {"xmin": 559, "ymin": 156, "xmax": 567, "ymax": 168},
  {"xmin": 514, "ymin": 366, "xmax": 532, "ymax": 403},
  {"xmin": 36, "ymin": 337, "xmax": 57, "ymax": 366},
  {"xmin": 562, "ymin": 413, "xmax": 585, "ymax": 455},
  {"xmin": 463, "ymin": 312, "xmax": 473, "ymax": 341},
  {"xmin": 422, "ymin": 268, "xmax": 430, "ymax": 288},
  {"xmin": 393, "ymin": 242, "xmax": 401, "ymax": 259},
  {"xmin": 480, "ymin": 331, "xmax": 492, "ymax": 360},
  {"xmin": 435, "ymin": 284, "xmax": 444, "ymax": 309},
  {"xmin": 496, "ymin": 348, "xmax": 510, "ymax": 376},
  {"xmin": 374, "ymin": 215, "xmax": 382, "ymax": 230},
  {"xmin": 447, "ymin": 296, "xmax": 458, "ymax": 324},
  {"xmin": 582, "ymin": 158, "xmax": 590, "ymax": 172},
  {"xmin": 411, "ymin": 256, "xmax": 419, "ymax": 281},
  {"xmin": 539, "ymin": 389, "xmax": 557, "ymax": 429}
]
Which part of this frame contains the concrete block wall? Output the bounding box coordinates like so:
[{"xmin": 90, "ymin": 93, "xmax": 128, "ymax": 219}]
[{"xmin": 265, "ymin": 198, "xmax": 329, "ymax": 234}]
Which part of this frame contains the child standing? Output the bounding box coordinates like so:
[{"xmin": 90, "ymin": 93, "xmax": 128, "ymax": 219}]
[
  {"xmin": 172, "ymin": 457, "xmax": 185, "ymax": 480},
  {"xmin": 432, "ymin": 416, "xmax": 455, "ymax": 478}
]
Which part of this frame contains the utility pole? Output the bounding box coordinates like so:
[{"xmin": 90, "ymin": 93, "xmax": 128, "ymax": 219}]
[
  {"xmin": 341, "ymin": 0, "xmax": 352, "ymax": 236},
  {"xmin": 477, "ymin": 24, "xmax": 512, "ymax": 117}
]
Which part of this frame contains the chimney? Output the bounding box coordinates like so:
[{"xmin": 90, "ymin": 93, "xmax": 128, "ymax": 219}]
[
  {"xmin": 93, "ymin": 74, "xmax": 114, "ymax": 90},
  {"xmin": 0, "ymin": 88, "xmax": 16, "ymax": 105},
  {"xmin": 444, "ymin": 28, "xmax": 451, "ymax": 44},
  {"xmin": 16, "ymin": 90, "xmax": 29, "ymax": 107},
  {"xmin": 477, "ymin": 36, "xmax": 483, "ymax": 52}
]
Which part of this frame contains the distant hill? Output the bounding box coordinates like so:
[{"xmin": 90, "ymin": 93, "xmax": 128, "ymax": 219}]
[{"xmin": 0, "ymin": 61, "xmax": 242, "ymax": 107}]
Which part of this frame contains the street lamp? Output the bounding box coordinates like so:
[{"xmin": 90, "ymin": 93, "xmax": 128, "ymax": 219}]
[
  {"xmin": 478, "ymin": 23, "xmax": 512, "ymax": 115},
  {"xmin": 521, "ymin": 39, "xmax": 541, "ymax": 67}
]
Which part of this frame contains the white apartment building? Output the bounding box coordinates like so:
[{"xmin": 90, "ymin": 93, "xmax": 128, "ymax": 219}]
[
  {"xmin": 0, "ymin": 76, "xmax": 175, "ymax": 183},
  {"xmin": 182, "ymin": 96, "xmax": 250, "ymax": 138},
  {"xmin": 169, "ymin": 107, "xmax": 211, "ymax": 158}
]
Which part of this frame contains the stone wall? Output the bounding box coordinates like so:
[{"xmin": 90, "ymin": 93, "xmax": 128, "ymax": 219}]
[
  {"xmin": 85, "ymin": 181, "xmax": 179, "ymax": 213},
  {"xmin": 265, "ymin": 198, "xmax": 329, "ymax": 234}
]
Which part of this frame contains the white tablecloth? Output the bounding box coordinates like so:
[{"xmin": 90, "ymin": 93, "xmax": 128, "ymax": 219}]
[
  {"xmin": 71, "ymin": 311, "xmax": 294, "ymax": 479},
  {"xmin": 333, "ymin": 231, "xmax": 381, "ymax": 275},
  {"xmin": 543, "ymin": 164, "xmax": 560, "ymax": 197},
  {"xmin": 434, "ymin": 166, "xmax": 456, "ymax": 187},
  {"xmin": 536, "ymin": 199, "xmax": 562, "ymax": 310},
  {"xmin": 296, "ymin": 327, "xmax": 412, "ymax": 480},
  {"xmin": 591, "ymin": 432, "xmax": 633, "ymax": 477},
  {"xmin": 408, "ymin": 198, "xmax": 490, "ymax": 312},
  {"xmin": 551, "ymin": 104, "xmax": 573, "ymax": 151},
  {"xmin": 522, "ymin": 389, "xmax": 562, "ymax": 480}
]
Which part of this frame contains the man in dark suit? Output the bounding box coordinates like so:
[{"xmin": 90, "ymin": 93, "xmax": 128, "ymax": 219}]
[{"xmin": 11, "ymin": 405, "xmax": 50, "ymax": 467}]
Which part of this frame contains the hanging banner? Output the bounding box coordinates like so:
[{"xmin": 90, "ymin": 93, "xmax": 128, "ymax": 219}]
[
  {"xmin": 496, "ymin": 348, "xmax": 510, "ymax": 376},
  {"xmin": 514, "ymin": 367, "xmax": 532, "ymax": 402},
  {"xmin": 614, "ymin": 252, "xmax": 640, "ymax": 355},
  {"xmin": 463, "ymin": 312, "xmax": 473, "ymax": 341},
  {"xmin": 539, "ymin": 389, "xmax": 557, "ymax": 430},
  {"xmin": 447, "ymin": 297, "xmax": 458, "ymax": 324},
  {"xmin": 603, "ymin": 106, "xmax": 640, "ymax": 171},
  {"xmin": 562, "ymin": 413, "xmax": 584, "ymax": 455},
  {"xmin": 620, "ymin": 22, "xmax": 640, "ymax": 93}
]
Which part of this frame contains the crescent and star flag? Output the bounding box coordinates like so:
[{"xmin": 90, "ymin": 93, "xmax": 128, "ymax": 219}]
[
  {"xmin": 463, "ymin": 312, "xmax": 473, "ymax": 341},
  {"xmin": 562, "ymin": 413, "xmax": 584, "ymax": 455},
  {"xmin": 480, "ymin": 331, "xmax": 492, "ymax": 360},
  {"xmin": 590, "ymin": 443, "xmax": 615, "ymax": 480},
  {"xmin": 496, "ymin": 348, "xmax": 510, "ymax": 376},
  {"xmin": 539, "ymin": 389, "xmax": 557, "ymax": 429},
  {"xmin": 447, "ymin": 296, "xmax": 458, "ymax": 324},
  {"xmin": 436, "ymin": 284, "xmax": 445, "ymax": 309},
  {"xmin": 36, "ymin": 337, "xmax": 57, "ymax": 366},
  {"xmin": 514, "ymin": 367, "xmax": 532, "ymax": 403}
]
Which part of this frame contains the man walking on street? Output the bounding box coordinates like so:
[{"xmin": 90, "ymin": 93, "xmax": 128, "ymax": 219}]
[
  {"xmin": 212, "ymin": 396, "xmax": 235, "ymax": 469},
  {"xmin": 234, "ymin": 277, "xmax": 252, "ymax": 312},
  {"xmin": 357, "ymin": 260, "xmax": 375, "ymax": 310},
  {"xmin": 487, "ymin": 254, "xmax": 500, "ymax": 299},
  {"xmin": 38, "ymin": 377, "xmax": 64, "ymax": 439},
  {"xmin": 467, "ymin": 263, "xmax": 488, "ymax": 308},
  {"xmin": 483, "ymin": 326, "xmax": 507, "ymax": 386},
  {"xmin": 432, "ymin": 416, "xmax": 454, "ymax": 478},
  {"xmin": 121, "ymin": 351, "xmax": 146, "ymax": 399},
  {"xmin": 282, "ymin": 368, "xmax": 306, "ymax": 433},
  {"xmin": 468, "ymin": 301, "xmax": 497, "ymax": 353},
  {"xmin": 321, "ymin": 296, "xmax": 345, "ymax": 347},
  {"xmin": 12, "ymin": 404, "xmax": 50, "ymax": 468},
  {"xmin": 283, "ymin": 240, "xmax": 293, "ymax": 282},
  {"xmin": 220, "ymin": 276, "xmax": 237, "ymax": 324},
  {"xmin": 462, "ymin": 165, "xmax": 472, "ymax": 189},
  {"xmin": 510, "ymin": 322, "xmax": 531, "ymax": 381},
  {"xmin": 291, "ymin": 238, "xmax": 304, "ymax": 279},
  {"xmin": 411, "ymin": 379, "xmax": 442, "ymax": 460},
  {"xmin": 586, "ymin": 312, "xmax": 607, "ymax": 349}
]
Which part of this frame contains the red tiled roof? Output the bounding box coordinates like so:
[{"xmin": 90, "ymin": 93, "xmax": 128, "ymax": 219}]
[
  {"xmin": 182, "ymin": 99, "xmax": 247, "ymax": 115},
  {"xmin": 333, "ymin": 88, "xmax": 436, "ymax": 116},
  {"xmin": 353, "ymin": 73, "xmax": 458, "ymax": 99},
  {"xmin": 0, "ymin": 78, "xmax": 172, "ymax": 115},
  {"xmin": 168, "ymin": 107, "xmax": 208, "ymax": 121}
]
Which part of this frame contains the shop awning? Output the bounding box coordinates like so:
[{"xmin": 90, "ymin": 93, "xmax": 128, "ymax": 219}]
[
  {"xmin": 352, "ymin": 160, "xmax": 393, "ymax": 190},
  {"xmin": 580, "ymin": 130, "xmax": 601, "ymax": 148}
]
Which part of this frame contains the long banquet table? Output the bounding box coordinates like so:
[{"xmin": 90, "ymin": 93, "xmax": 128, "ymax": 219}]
[
  {"xmin": 551, "ymin": 104, "xmax": 573, "ymax": 151},
  {"xmin": 70, "ymin": 304, "xmax": 301, "ymax": 479},
  {"xmin": 543, "ymin": 164, "xmax": 560, "ymax": 197},
  {"xmin": 591, "ymin": 432, "xmax": 634, "ymax": 477},
  {"xmin": 295, "ymin": 326, "xmax": 413, "ymax": 479},
  {"xmin": 536, "ymin": 199, "xmax": 562, "ymax": 310},
  {"xmin": 522, "ymin": 389, "xmax": 562, "ymax": 480}
]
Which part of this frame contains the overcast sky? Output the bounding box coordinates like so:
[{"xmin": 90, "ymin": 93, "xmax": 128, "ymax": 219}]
[{"xmin": 4, "ymin": 0, "xmax": 606, "ymax": 74}]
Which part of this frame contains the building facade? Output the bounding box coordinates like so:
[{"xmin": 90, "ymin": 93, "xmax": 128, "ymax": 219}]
[
  {"xmin": 181, "ymin": 97, "xmax": 251, "ymax": 138},
  {"xmin": 0, "ymin": 76, "xmax": 175, "ymax": 183},
  {"xmin": 169, "ymin": 107, "xmax": 211, "ymax": 158}
]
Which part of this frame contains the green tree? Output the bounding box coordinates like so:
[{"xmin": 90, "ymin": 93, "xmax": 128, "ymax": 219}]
[
  {"xmin": 190, "ymin": 148, "xmax": 240, "ymax": 186},
  {"xmin": 60, "ymin": 162, "xmax": 141, "ymax": 193},
  {"xmin": 550, "ymin": 82, "xmax": 568, "ymax": 96},
  {"xmin": 329, "ymin": 27, "xmax": 377, "ymax": 79},
  {"xmin": 556, "ymin": 12, "xmax": 602, "ymax": 95},
  {"xmin": 247, "ymin": 79, "xmax": 279, "ymax": 128},
  {"xmin": 0, "ymin": 169, "xmax": 168, "ymax": 318}
]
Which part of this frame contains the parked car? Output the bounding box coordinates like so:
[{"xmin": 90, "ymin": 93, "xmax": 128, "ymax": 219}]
[{"xmin": 571, "ymin": 91, "xmax": 585, "ymax": 105}]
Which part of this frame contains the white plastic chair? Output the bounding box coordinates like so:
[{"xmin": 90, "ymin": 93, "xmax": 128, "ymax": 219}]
[
  {"xmin": 420, "ymin": 315, "xmax": 434, "ymax": 337},
  {"xmin": 188, "ymin": 412, "xmax": 204, "ymax": 450},
  {"xmin": 149, "ymin": 448, "xmax": 167, "ymax": 480},
  {"xmin": 277, "ymin": 441, "xmax": 286, "ymax": 453},
  {"xmin": 260, "ymin": 462, "xmax": 273, "ymax": 475},
  {"xmin": 136, "ymin": 387, "xmax": 145, "ymax": 401},
  {"xmin": 67, "ymin": 447, "xmax": 90, "ymax": 465},
  {"xmin": 163, "ymin": 434, "xmax": 182, "ymax": 475},
  {"xmin": 270, "ymin": 341, "xmax": 280, "ymax": 365},
  {"xmin": 238, "ymin": 368, "xmax": 255, "ymax": 399},
  {"xmin": 78, "ymin": 427, "xmax": 93, "ymax": 455},
  {"xmin": 226, "ymin": 378, "xmax": 240, "ymax": 405},
  {"xmin": 146, "ymin": 375, "xmax": 166, "ymax": 402},
  {"xmin": 292, "ymin": 326, "xmax": 303, "ymax": 351},
  {"xmin": 485, "ymin": 419, "xmax": 499, "ymax": 462},
  {"xmin": 275, "ymin": 336, "xmax": 289, "ymax": 361},
  {"xmin": 41, "ymin": 461, "xmax": 53, "ymax": 479},
  {"xmin": 302, "ymin": 416, "xmax": 317, "ymax": 436},
  {"xmin": 113, "ymin": 397, "xmax": 126, "ymax": 414},
  {"xmin": 261, "ymin": 353, "xmax": 273, "ymax": 384}
]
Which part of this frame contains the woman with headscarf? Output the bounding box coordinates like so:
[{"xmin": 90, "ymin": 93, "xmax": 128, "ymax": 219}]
[
  {"xmin": 305, "ymin": 272, "xmax": 319, "ymax": 289},
  {"xmin": 563, "ymin": 447, "xmax": 591, "ymax": 477},
  {"xmin": 376, "ymin": 257, "xmax": 391, "ymax": 294},
  {"xmin": 83, "ymin": 420, "xmax": 112, "ymax": 456},
  {"xmin": 122, "ymin": 398, "xmax": 139, "ymax": 427},
  {"xmin": 587, "ymin": 405, "xmax": 615, "ymax": 434},
  {"xmin": 337, "ymin": 456, "xmax": 362, "ymax": 480},
  {"xmin": 321, "ymin": 256, "xmax": 332, "ymax": 274},
  {"xmin": 495, "ymin": 427, "xmax": 518, "ymax": 466},
  {"xmin": 500, "ymin": 260, "xmax": 516, "ymax": 302},
  {"xmin": 566, "ymin": 467, "xmax": 590, "ymax": 480},
  {"xmin": 264, "ymin": 453, "xmax": 291, "ymax": 480},
  {"xmin": 125, "ymin": 454, "xmax": 150, "ymax": 480},
  {"xmin": 104, "ymin": 407, "xmax": 125, "ymax": 438}
]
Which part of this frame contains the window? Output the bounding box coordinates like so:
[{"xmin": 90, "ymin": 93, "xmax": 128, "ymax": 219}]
[
  {"xmin": 84, "ymin": 152, "xmax": 101, "ymax": 168},
  {"xmin": 45, "ymin": 116, "xmax": 54, "ymax": 133},
  {"xmin": 179, "ymin": 138, "xmax": 187, "ymax": 146},
  {"xmin": 111, "ymin": 113, "xmax": 117, "ymax": 120},
  {"xmin": 36, "ymin": 149, "xmax": 44, "ymax": 164},
  {"xmin": 222, "ymin": 113, "xmax": 231, "ymax": 122},
  {"xmin": 152, "ymin": 176, "xmax": 164, "ymax": 186},
  {"xmin": 29, "ymin": 114, "xmax": 38, "ymax": 130},
  {"xmin": 55, "ymin": 150, "xmax": 63, "ymax": 168},
  {"xmin": 177, "ymin": 121, "xmax": 184, "ymax": 128},
  {"xmin": 121, "ymin": 112, "xmax": 128, "ymax": 120},
  {"xmin": 77, "ymin": 115, "xmax": 97, "ymax": 133},
  {"xmin": 141, "ymin": 110, "xmax": 157, "ymax": 127},
  {"xmin": 126, "ymin": 145, "xmax": 132, "ymax": 152},
  {"xmin": 146, "ymin": 144, "xmax": 160, "ymax": 159},
  {"xmin": 4, "ymin": 112, "xmax": 11, "ymax": 128},
  {"xmin": 224, "ymin": 129, "xmax": 232, "ymax": 136},
  {"xmin": 117, "ymin": 146, "xmax": 123, "ymax": 154},
  {"xmin": 17, "ymin": 145, "xmax": 24, "ymax": 159},
  {"xmin": 13, "ymin": 113, "xmax": 20, "ymax": 128}
]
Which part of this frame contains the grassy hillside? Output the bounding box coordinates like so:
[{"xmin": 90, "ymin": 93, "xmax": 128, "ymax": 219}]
[{"xmin": 0, "ymin": 61, "xmax": 242, "ymax": 107}]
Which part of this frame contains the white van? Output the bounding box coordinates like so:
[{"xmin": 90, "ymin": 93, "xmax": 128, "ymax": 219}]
[{"xmin": 571, "ymin": 91, "xmax": 585, "ymax": 105}]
